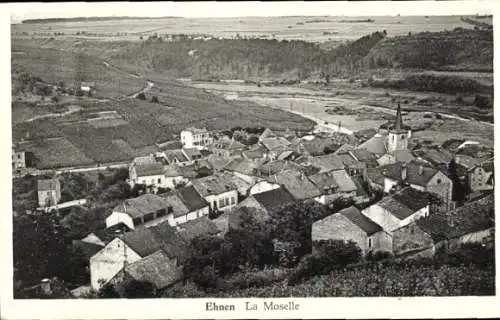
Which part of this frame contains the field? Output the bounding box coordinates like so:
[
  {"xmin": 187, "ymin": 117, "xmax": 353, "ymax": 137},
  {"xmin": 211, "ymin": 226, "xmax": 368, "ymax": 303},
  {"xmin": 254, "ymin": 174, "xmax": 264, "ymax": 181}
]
[
  {"xmin": 192, "ymin": 81, "xmax": 494, "ymax": 147},
  {"xmin": 11, "ymin": 40, "xmax": 315, "ymax": 169},
  {"xmin": 12, "ymin": 16, "xmax": 484, "ymax": 43}
]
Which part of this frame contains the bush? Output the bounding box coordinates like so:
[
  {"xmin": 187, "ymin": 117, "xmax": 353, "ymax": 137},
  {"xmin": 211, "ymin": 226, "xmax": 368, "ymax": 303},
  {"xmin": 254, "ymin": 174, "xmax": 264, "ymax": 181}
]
[
  {"xmin": 136, "ymin": 92, "xmax": 146, "ymax": 100},
  {"xmin": 151, "ymin": 95, "xmax": 159, "ymax": 103},
  {"xmin": 474, "ymin": 94, "xmax": 491, "ymax": 108},
  {"xmin": 366, "ymin": 250, "xmax": 394, "ymax": 261}
]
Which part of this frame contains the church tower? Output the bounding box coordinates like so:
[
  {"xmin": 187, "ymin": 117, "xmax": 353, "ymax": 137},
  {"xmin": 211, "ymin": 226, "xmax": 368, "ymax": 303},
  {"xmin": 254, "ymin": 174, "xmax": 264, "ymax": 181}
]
[{"xmin": 387, "ymin": 103, "xmax": 410, "ymax": 154}]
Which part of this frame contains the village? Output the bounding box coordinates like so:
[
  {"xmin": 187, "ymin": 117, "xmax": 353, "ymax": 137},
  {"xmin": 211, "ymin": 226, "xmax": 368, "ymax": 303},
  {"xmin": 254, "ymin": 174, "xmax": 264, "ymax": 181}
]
[{"xmin": 12, "ymin": 101, "xmax": 495, "ymax": 298}]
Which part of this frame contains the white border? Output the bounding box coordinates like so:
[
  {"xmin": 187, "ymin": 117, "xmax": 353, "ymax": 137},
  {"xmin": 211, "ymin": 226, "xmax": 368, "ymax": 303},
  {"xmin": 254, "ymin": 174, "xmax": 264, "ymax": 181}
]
[{"xmin": 1, "ymin": 1, "xmax": 499, "ymax": 319}]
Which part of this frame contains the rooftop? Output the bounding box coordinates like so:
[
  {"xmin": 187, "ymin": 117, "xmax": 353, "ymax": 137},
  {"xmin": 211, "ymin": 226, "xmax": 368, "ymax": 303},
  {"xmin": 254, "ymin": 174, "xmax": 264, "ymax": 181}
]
[
  {"xmin": 269, "ymin": 169, "xmax": 321, "ymax": 200},
  {"xmin": 379, "ymin": 161, "xmax": 442, "ymax": 187},
  {"xmin": 113, "ymin": 194, "xmax": 176, "ymax": 219},
  {"xmin": 37, "ymin": 178, "xmax": 60, "ymax": 191},
  {"xmin": 252, "ymin": 187, "xmax": 296, "ymax": 214},
  {"xmin": 176, "ymin": 216, "xmax": 220, "ymax": 241},
  {"xmin": 377, "ymin": 187, "xmax": 430, "ymax": 220},
  {"xmin": 357, "ymin": 133, "xmax": 388, "ymax": 155},
  {"xmin": 135, "ymin": 163, "xmax": 165, "ymax": 177},
  {"xmin": 123, "ymin": 250, "xmax": 183, "ymax": 290},
  {"xmin": 339, "ymin": 206, "xmax": 383, "ymax": 235},
  {"xmin": 191, "ymin": 172, "xmax": 238, "ymax": 196}
]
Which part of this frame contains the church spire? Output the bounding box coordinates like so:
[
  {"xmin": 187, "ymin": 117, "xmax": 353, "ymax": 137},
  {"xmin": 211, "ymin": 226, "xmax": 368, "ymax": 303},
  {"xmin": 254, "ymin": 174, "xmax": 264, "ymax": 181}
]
[{"xmin": 394, "ymin": 103, "xmax": 404, "ymax": 131}]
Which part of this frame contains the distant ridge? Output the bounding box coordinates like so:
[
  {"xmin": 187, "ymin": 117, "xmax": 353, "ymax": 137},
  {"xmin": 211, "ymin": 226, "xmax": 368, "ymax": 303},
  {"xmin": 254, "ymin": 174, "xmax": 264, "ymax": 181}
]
[{"xmin": 22, "ymin": 16, "xmax": 184, "ymax": 24}]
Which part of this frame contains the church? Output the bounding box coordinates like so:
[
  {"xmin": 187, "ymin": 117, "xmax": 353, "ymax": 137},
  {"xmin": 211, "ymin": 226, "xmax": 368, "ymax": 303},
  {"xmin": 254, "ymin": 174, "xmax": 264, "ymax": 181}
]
[{"xmin": 356, "ymin": 103, "xmax": 413, "ymax": 163}]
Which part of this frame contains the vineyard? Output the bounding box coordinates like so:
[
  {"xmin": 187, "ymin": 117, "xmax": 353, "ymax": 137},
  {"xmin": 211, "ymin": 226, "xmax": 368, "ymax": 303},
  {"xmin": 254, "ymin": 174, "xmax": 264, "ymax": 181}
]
[{"xmin": 166, "ymin": 263, "xmax": 494, "ymax": 297}]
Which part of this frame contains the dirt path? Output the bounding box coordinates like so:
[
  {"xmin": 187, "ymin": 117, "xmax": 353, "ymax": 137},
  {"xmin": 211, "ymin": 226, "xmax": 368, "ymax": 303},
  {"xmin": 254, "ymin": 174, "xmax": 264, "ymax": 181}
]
[{"xmin": 25, "ymin": 105, "xmax": 82, "ymax": 122}]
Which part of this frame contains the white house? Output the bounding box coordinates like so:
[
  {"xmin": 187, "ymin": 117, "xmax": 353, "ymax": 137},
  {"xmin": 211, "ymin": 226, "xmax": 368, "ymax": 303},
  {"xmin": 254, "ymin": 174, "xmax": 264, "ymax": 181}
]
[
  {"xmin": 468, "ymin": 161, "xmax": 494, "ymax": 192},
  {"xmin": 158, "ymin": 185, "xmax": 210, "ymax": 226},
  {"xmin": 180, "ymin": 127, "xmax": 213, "ymax": 150},
  {"xmin": 191, "ymin": 173, "xmax": 239, "ymax": 213},
  {"xmin": 89, "ymin": 227, "xmax": 170, "ymax": 291},
  {"xmin": 37, "ymin": 179, "xmax": 61, "ymax": 208},
  {"xmin": 362, "ymin": 187, "xmax": 430, "ymax": 233},
  {"xmin": 106, "ymin": 194, "xmax": 179, "ymax": 230},
  {"xmin": 312, "ymin": 206, "xmax": 392, "ymax": 256},
  {"xmin": 129, "ymin": 163, "xmax": 166, "ymax": 188}
]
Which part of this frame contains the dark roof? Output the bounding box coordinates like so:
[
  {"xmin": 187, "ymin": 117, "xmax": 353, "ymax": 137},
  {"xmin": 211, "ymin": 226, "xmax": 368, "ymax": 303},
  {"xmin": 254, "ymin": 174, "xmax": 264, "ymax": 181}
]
[
  {"xmin": 123, "ymin": 250, "xmax": 183, "ymax": 290},
  {"xmin": 391, "ymin": 187, "xmax": 430, "ymax": 213},
  {"xmin": 71, "ymin": 240, "xmax": 103, "ymax": 260},
  {"xmin": 367, "ymin": 167, "xmax": 385, "ymax": 186},
  {"xmin": 176, "ymin": 216, "xmax": 220, "ymax": 241},
  {"xmin": 37, "ymin": 178, "xmax": 59, "ymax": 191},
  {"xmin": 253, "ymin": 187, "xmax": 296, "ymax": 213},
  {"xmin": 299, "ymin": 154, "xmax": 346, "ymax": 172},
  {"xmin": 380, "ymin": 161, "xmax": 440, "ymax": 187},
  {"xmin": 414, "ymin": 148, "xmax": 453, "ymax": 165},
  {"xmin": 224, "ymin": 158, "xmax": 260, "ymax": 175},
  {"xmin": 393, "ymin": 103, "xmax": 404, "ymax": 131},
  {"xmin": 164, "ymin": 149, "xmax": 189, "ymax": 164},
  {"xmin": 301, "ymin": 138, "xmax": 340, "ymax": 156},
  {"xmin": 175, "ymin": 185, "xmax": 209, "ymax": 212},
  {"xmin": 351, "ymin": 149, "xmax": 377, "ymax": 162},
  {"xmin": 191, "ymin": 173, "xmax": 238, "ymax": 196},
  {"xmin": 339, "ymin": 206, "xmax": 382, "ymax": 236},
  {"xmin": 309, "ymin": 171, "xmax": 339, "ymax": 191},
  {"xmin": 416, "ymin": 194, "xmax": 494, "ymax": 241},
  {"xmin": 135, "ymin": 163, "xmax": 164, "ymax": 177},
  {"xmin": 150, "ymin": 221, "xmax": 189, "ymax": 261},
  {"xmin": 158, "ymin": 140, "xmax": 183, "ymax": 150},
  {"xmin": 269, "ymin": 169, "xmax": 321, "ymax": 200},
  {"xmin": 377, "ymin": 187, "xmax": 430, "ymax": 220},
  {"xmin": 122, "ymin": 227, "xmax": 166, "ymax": 257}
]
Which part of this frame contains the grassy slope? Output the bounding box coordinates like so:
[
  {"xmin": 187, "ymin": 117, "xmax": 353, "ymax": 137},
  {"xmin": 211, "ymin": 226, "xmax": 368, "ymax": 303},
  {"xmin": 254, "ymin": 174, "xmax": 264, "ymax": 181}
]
[{"xmin": 11, "ymin": 39, "xmax": 314, "ymax": 168}]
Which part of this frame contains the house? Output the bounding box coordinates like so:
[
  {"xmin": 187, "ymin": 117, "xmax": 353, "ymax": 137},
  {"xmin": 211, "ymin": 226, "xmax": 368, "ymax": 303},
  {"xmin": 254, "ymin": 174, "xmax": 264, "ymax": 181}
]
[
  {"xmin": 109, "ymin": 250, "xmax": 183, "ymax": 296},
  {"xmin": 164, "ymin": 149, "xmax": 191, "ymax": 166},
  {"xmin": 259, "ymin": 128, "xmax": 277, "ymax": 142},
  {"xmin": 298, "ymin": 154, "xmax": 346, "ymax": 173},
  {"xmin": 180, "ymin": 127, "xmax": 213, "ymax": 150},
  {"xmin": 176, "ymin": 216, "xmax": 221, "ymax": 241},
  {"xmin": 158, "ymin": 185, "xmax": 210, "ymax": 225},
  {"xmin": 266, "ymin": 169, "xmax": 322, "ymax": 201},
  {"xmin": 106, "ymin": 194, "xmax": 180, "ymax": 230},
  {"xmin": 361, "ymin": 187, "xmax": 430, "ymax": 232},
  {"xmin": 242, "ymin": 145, "xmax": 268, "ymax": 160},
  {"xmin": 260, "ymin": 137, "xmax": 292, "ymax": 159},
  {"xmin": 393, "ymin": 194, "xmax": 495, "ymax": 257},
  {"xmin": 312, "ymin": 206, "xmax": 392, "ymax": 256},
  {"xmin": 231, "ymin": 187, "xmax": 296, "ymax": 228},
  {"xmin": 300, "ymin": 138, "xmax": 341, "ymax": 156},
  {"xmin": 12, "ymin": 149, "xmax": 34, "ymax": 172},
  {"xmin": 254, "ymin": 160, "xmax": 304, "ymax": 178},
  {"xmin": 308, "ymin": 169, "xmax": 358, "ymax": 204},
  {"xmin": 413, "ymin": 147, "xmax": 453, "ymax": 167},
  {"xmin": 377, "ymin": 149, "xmax": 415, "ymax": 166},
  {"xmin": 37, "ymin": 178, "xmax": 61, "ymax": 207},
  {"xmin": 128, "ymin": 163, "xmax": 165, "ymax": 188},
  {"xmin": 224, "ymin": 157, "xmax": 263, "ymax": 184},
  {"xmin": 357, "ymin": 133, "xmax": 388, "ymax": 156},
  {"xmin": 191, "ymin": 173, "xmax": 240, "ymax": 213},
  {"xmin": 162, "ymin": 164, "xmax": 188, "ymax": 189},
  {"xmin": 348, "ymin": 149, "xmax": 378, "ymax": 168},
  {"xmin": 90, "ymin": 227, "xmax": 169, "ymax": 291},
  {"xmin": 210, "ymin": 137, "xmax": 245, "ymax": 158},
  {"xmin": 80, "ymin": 81, "xmax": 96, "ymax": 94},
  {"xmin": 181, "ymin": 147, "xmax": 203, "ymax": 162},
  {"xmin": 370, "ymin": 161, "xmax": 453, "ymax": 211},
  {"xmin": 206, "ymin": 154, "xmax": 232, "ymax": 172},
  {"xmin": 468, "ymin": 161, "xmax": 494, "ymax": 192}
]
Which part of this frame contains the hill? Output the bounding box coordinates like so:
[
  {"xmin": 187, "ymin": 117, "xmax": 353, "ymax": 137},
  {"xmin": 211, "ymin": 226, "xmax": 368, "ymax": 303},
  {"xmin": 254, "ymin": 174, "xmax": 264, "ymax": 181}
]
[{"xmin": 20, "ymin": 27, "xmax": 492, "ymax": 81}]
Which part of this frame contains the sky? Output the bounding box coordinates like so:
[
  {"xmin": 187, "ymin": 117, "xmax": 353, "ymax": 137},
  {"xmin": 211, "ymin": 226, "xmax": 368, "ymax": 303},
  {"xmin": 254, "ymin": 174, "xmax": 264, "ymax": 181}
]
[{"xmin": 7, "ymin": 1, "xmax": 494, "ymax": 23}]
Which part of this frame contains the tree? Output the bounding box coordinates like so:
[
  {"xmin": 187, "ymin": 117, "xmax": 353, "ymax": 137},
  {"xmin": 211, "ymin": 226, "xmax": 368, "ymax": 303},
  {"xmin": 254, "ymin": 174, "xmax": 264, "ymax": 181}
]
[
  {"xmin": 448, "ymin": 158, "xmax": 465, "ymax": 204},
  {"xmin": 123, "ymin": 280, "xmax": 156, "ymax": 298},
  {"xmin": 151, "ymin": 95, "xmax": 159, "ymax": 103},
  {"xmin": 136, "ymin": 92, "xmax": 146, "ymax": 100}
]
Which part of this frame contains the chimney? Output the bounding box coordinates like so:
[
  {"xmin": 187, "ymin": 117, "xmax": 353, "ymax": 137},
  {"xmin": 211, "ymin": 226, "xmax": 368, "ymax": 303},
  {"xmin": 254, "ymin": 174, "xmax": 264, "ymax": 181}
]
[
  {"xmin": 418, "ymin": 165, "xmax": 424, "ymax": 175},
  {"xmin": 401, "ymin": 163, "xmax": 407, "ymax": 181},
  {"xmin": 40, "ymin": 278, "xmax": 52, "ymax": 295}
]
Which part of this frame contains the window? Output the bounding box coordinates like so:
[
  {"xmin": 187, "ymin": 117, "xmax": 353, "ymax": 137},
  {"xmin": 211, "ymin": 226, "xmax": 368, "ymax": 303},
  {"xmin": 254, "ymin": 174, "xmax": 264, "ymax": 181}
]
[
  {"xmin": 225, "ymin": 198, "xmax": 229, "ymax": 206},
  {"xmin": 401, "ymin": 135, "xmax": 405, "ymax": 139},
  {"xmin": 167, "ymin": 206, "xmax": 173, "ymax": 213},
  {"xmin": 143, "ymin": 212, "xmax": 154, "ymax": 223},
  {"xmin": 437, "ymin": 179, "xmax": 442, "ymax": 184},
  {"xmin": 219, "ymin": 199, "xmax": 225, "ymax": 208},
  {"xmin": 158, "ymin": 178, "xmax": 162, "ymax": 184},
  {"xmin": 368, "ymin": 238, "xmax": 372, "ymax": 248},
  {"xmin": 133, "ymin": 217, "xmax": 142, "ymax": 226},
  {"xmin": 157, "ymin": 209, "xmax": 167, "ymax": 217},
  {"xmin": 17, "ymin": 154, "xmax": 21, "ymax": 159},
  {"xmin": 231, "ymin": 197, "xmax": 236, "ymax": 205}
]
